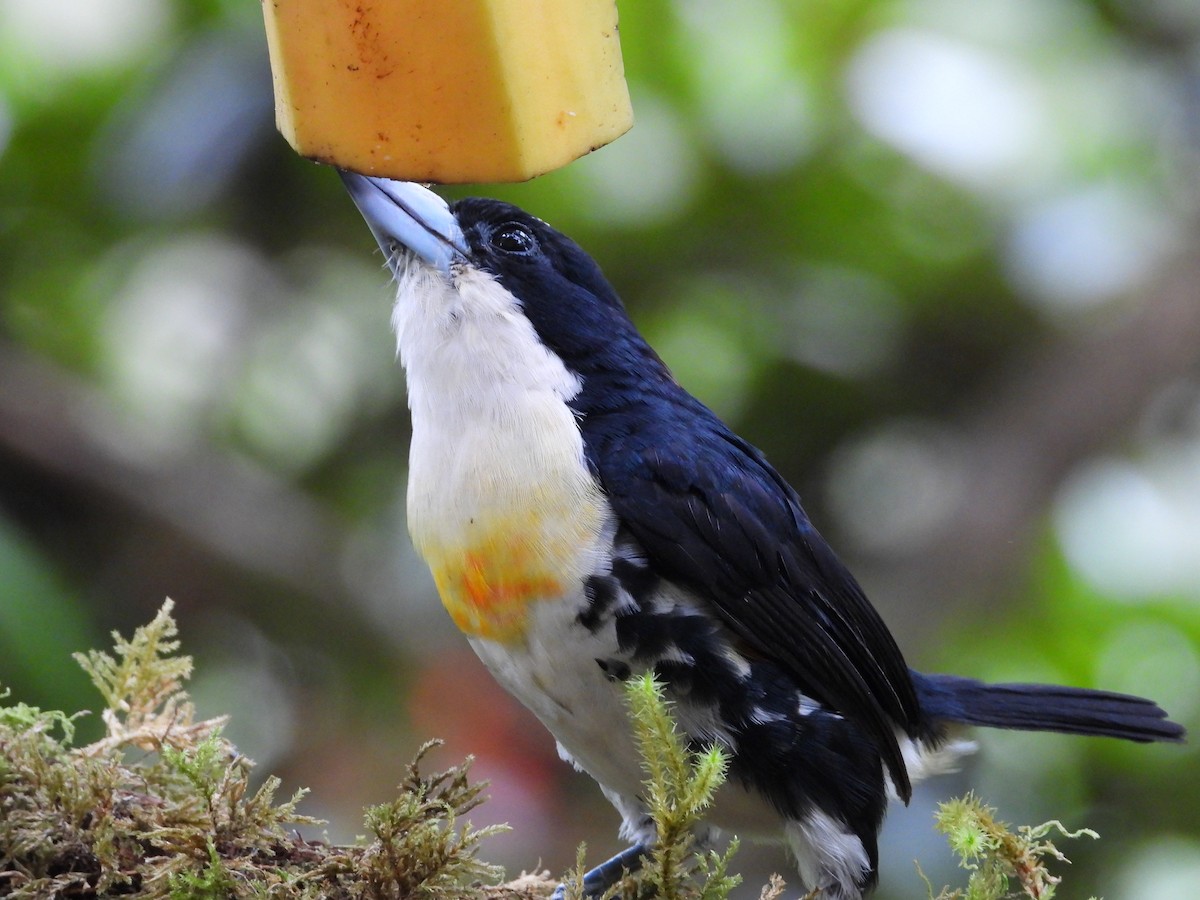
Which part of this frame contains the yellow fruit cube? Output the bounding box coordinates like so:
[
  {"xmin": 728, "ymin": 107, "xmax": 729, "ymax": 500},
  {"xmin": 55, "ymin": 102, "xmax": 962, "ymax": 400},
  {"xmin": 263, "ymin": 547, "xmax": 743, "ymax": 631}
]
[{"xmin": 262, "ymin": 0, "xmax": 634, "ymax": 183}]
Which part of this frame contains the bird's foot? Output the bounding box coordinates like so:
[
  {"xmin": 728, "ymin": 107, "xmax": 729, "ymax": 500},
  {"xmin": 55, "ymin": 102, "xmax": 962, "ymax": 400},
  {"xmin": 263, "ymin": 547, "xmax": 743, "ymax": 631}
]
[{"xmin": 551, "ymin": 844, "xmax": 648, "ymax": 900}]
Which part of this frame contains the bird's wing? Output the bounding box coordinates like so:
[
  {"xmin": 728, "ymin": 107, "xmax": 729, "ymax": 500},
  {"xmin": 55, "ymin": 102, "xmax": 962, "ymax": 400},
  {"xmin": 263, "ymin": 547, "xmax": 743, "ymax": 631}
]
[{"xmin": 592, "ymin": 415, "xmax": 922, "ymax": 801}]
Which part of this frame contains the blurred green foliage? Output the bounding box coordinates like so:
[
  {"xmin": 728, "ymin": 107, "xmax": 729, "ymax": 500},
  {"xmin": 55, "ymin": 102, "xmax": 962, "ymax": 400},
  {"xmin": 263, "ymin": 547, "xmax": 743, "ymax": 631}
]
[{"xmin": 1, "ymin": 0, "xmax": 1198, "ymax": 897}]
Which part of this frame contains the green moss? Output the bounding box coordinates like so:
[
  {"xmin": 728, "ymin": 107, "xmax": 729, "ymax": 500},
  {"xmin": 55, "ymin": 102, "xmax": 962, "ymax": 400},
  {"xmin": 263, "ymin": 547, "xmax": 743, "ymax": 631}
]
[
  {"xmin": 355, "ymin": 742, "xmax": 506, "ymax": 899},
  {"xmin": 555, "ymin": 674, "xmax": 743, "ymax": 900},
  {"xmin": 167, "ymin": 841, "xmax": 236, "ymax": 899},
  {"xmin": 0, "ymin": 600, "xmax": 528, "ymax": 899},
  {"xmin": 924, "ymin": 792, "xmax": 1099, "ymax": 900},
  {"xmin": 626, "ymin": 673, "xmax": 741, "ymax": 900}
]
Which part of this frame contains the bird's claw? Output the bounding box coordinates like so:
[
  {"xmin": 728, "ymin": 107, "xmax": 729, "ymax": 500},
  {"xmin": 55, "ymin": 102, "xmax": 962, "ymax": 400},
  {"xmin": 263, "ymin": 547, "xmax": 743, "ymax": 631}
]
[{"xmin": 551, "ymin": 844, "xmax": 647, "ymax": 900}]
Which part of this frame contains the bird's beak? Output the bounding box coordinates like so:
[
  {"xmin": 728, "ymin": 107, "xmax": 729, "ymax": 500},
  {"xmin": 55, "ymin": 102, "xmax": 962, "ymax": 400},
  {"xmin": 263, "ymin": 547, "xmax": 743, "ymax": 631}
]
[{"xmin": 340, "ymin": 172, "xmax": 468, "ymax": 276}]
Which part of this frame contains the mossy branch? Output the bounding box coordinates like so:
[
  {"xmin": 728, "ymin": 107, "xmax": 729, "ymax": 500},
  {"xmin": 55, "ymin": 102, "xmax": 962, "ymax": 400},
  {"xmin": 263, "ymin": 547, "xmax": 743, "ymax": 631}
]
[
  {"xmin": 0, "ymin": 601, "xmax": 527, "ymax": 900},
  {"xmin": 0, "ymin": 602, "xmax": 1106, "ymax": 900}
]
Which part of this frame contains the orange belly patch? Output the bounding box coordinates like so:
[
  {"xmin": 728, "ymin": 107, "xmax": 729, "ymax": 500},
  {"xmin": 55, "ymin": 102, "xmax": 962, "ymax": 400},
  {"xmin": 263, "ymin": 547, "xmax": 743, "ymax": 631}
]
[
  {"xmin": 432, "ymin": 541, "xmax": 564, "ymax": 641},
  {"xmin": 420, "ymin": 504, "xmax": 604, "ymax": 643}
]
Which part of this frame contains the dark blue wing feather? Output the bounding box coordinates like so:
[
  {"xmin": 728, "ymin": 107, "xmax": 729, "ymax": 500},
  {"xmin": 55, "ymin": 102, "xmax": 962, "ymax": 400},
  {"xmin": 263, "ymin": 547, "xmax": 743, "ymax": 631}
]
[{"xmin": 581, "ymin": 391, "xmax": 923, "ymax": 801}]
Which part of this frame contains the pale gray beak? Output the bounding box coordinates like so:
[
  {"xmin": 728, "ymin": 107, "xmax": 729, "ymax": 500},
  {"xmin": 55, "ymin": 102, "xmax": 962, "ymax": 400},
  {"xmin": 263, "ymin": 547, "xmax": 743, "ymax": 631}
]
[{"xmin": 340, "ymin": 172, "xmax": 468, "ymax": 276}]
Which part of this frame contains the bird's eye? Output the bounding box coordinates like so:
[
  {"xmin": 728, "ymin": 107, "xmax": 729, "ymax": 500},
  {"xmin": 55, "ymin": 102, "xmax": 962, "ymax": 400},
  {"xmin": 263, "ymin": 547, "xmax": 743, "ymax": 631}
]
[{"xmin": 492, "ymin": 224, "xmax": 537, "ymax": 255}]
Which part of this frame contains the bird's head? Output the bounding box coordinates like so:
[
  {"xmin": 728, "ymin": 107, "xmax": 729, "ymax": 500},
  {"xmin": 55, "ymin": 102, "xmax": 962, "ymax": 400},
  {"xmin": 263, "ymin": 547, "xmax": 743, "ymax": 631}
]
[{"xmin": 341, "ymin": 173, "xmax": 661, "ymax": 391}]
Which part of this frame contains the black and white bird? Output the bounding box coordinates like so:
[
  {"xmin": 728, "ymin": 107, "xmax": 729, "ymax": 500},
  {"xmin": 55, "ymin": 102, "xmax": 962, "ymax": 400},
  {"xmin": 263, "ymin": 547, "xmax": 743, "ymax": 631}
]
[{"xmin": 341, "ymin": 173, "xmax": 1185, "ymax": 900}]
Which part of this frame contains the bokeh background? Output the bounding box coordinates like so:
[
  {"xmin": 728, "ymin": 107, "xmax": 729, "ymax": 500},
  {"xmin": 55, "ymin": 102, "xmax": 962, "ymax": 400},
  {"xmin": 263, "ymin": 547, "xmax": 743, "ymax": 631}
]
[{"xmin": 2, "ymin": 0, "xmax": 1199, "ymax": 896}]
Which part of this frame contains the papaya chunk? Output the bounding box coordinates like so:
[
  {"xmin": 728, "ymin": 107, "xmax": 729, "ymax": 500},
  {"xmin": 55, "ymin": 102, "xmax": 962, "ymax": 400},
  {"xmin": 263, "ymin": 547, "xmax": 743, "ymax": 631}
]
[{"xmin": 262, "ymin": 0, "xmax": 634, "ymax": 183}]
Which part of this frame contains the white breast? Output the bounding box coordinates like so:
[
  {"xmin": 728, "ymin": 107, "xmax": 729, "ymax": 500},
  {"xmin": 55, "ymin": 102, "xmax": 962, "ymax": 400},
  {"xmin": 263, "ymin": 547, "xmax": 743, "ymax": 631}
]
[
  {"xmin": 391, "ymin": 259, "xmax": 611, "ymax": 642},
  {"xmin": 390, "ymin": 257, "xmax": 651, "ymax": 802}
]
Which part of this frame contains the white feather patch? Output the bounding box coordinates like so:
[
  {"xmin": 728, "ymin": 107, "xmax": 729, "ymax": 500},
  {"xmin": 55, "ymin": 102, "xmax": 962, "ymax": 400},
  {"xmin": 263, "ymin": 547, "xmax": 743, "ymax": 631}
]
[
  {"xmin": 391, "ymin": 257, "xmax": 609, "ymax": 640},
  {"xmin": 785, "ymin": 812, "xmax": 871, "ymax": 900}
]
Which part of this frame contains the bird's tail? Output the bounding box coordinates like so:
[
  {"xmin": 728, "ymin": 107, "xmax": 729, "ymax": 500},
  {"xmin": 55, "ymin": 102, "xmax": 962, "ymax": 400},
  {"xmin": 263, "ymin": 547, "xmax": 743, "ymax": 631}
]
[{"xmin": 914, "ymin": 671, "xmax": 1186, "ymax": 744}]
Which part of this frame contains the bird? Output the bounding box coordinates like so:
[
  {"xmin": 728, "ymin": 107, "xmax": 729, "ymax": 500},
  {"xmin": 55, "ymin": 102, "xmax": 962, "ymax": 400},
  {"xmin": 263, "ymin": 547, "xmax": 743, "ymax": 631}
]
[{"xmin": 340, "ymin": 172, "xmax": 1186, "ymax": 900}]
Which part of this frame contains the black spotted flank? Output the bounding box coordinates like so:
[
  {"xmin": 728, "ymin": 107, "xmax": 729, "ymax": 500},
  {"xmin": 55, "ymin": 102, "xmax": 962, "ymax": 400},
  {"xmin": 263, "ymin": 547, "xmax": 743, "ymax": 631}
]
[
  {"xmin": 611, "ymin": 556, "xmax": 659, "ymax": 600},
  {"xmin": 586, "ymin": 529, "xmax": 889, "ymax": 881},
  {"xmin": 577, "ymin": 574, "xmax": 621, "ymax": 633},
  {"xmin": 576, "ymin": 533, "xmax": 662, "ymax": 636},
  {"xmin": 596, "ymin": 657, "xmax": 632, "ymax": 682},
  {"xmin": 724, "ymin": 659, "xmax": 887, "ymax": 881}
]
